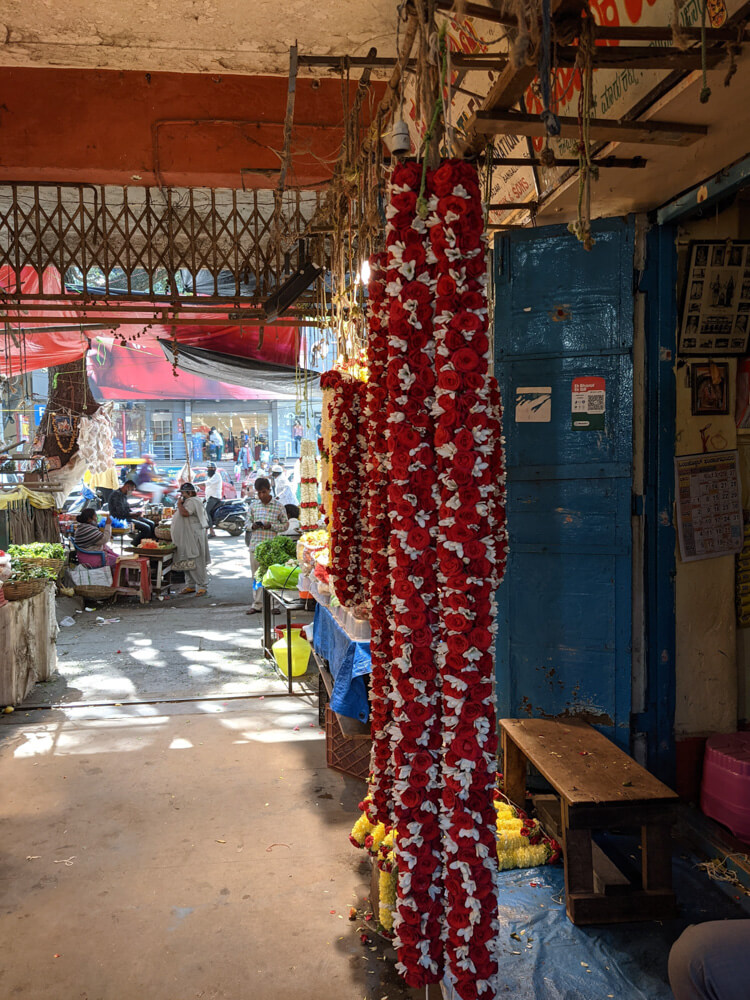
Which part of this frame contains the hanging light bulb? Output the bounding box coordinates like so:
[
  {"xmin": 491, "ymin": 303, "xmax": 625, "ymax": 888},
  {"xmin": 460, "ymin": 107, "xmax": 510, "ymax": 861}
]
[{"xmin": 359, "ymin": 259, "xmax": 371, "ymax": 285}]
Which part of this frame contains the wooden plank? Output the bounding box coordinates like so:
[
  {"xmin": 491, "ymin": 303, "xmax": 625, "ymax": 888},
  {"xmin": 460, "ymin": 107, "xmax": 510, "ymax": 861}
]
[
  {"xmin": 474, "ymin": 111, "xmax": 707, "ymax": 146},
  {"xmin": 641, "ymin": 823, "xmax": 673, "ymax": 892},
  {"xmin": 556, "ymin": 44, "xmax": 726, "ymax": 71},
  {"xmin": 566, "ymin": 799, "xmax": 679, "ymax": 830},
  {"xmin": 435, "ymin": 0, "xmax": 516, "ymax": 27},
  {"xmin": 501, "ymin": 728, "xmax": 528, "ymax": 809},
  {"xmin": 499, "ymin": 718, "xmax": 679, "ymax": 807},
  {"xmin": 567, "ymin": 888, "xmax": 676, "ymax": 925},
  {"xmin": 461, "ymin": 0, "xmax": 587, "ymax": 154},
  {"xmin": 562, "ymin": 801, "xmax": 594, "ymax": 898},
  {"xmin": 592, "ymin": 843, "xmax": 632, "ymax": 896}
]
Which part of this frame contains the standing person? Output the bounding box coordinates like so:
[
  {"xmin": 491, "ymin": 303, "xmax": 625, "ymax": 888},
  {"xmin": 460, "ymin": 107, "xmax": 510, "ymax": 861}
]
[
  {"xmin": 209, "ymin": 426, "xmax": 224, "ymax": 461},
  {"xmin": 270, "ymin": 464, "xmax": 297, "ymax": 508},
  {"xmin": 292, "ymin": 418, "xmax": 303, "ymax": 455},
  {"xmin": 74, "ymin": 509, "xmax": 119, "ymax": 568},
  {"xmin": 171, "ymin": 482, "xmax": 210, "ymax": 596},
  {"xmin": 244, "ymin": 476, "xmax": 288, "ymax": 615},
  {"xmin": 233, "ymin": 455, "xmax": 243, "ymax": 491},
  {"xmin": 204, "ymin": 462, "xmax": 223, "ymax": 539},
  {"xmin": 108, "ymin": 479, "xmax": 156, "ymax": 545}
]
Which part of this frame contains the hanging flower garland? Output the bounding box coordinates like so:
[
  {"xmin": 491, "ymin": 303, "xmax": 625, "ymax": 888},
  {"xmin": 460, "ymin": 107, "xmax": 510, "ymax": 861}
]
[
  {"xmin": 429, "ymin": 158, "xmax": 506, "ymax": 1000},
  {"xmin": 299, "ymin": 438, "xmax": 319, "ymax": 531},
  {"xmin": 320, "ymin": 370, "xmax": 367, "ymax": 610},
  {"xmin": 384, "ymin": 161, "xmax": 444, "ymax": 988},
  {"xmin": 363, "ymin": 252, "xmax": 396, "ymax": 827}
]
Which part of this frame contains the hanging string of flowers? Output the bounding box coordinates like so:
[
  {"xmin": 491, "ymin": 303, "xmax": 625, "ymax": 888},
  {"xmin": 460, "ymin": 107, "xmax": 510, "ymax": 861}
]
[
  {"xmin": 319, "ymin": 369, "xmax": 367, "ymax": 610},
  {"xmin": 364, "ymin": 251, "xmax": 396, "ymax": 826},
  {"xmin": 299, "ymin": 438, "xmax": 320, "ymax": 531},
  {"xmin": 384, "ymin": 161, "xmax": 444, "ymax": 988},
  {"xmin": 429, "ymin": 158, "xmax": 506, "ymax": 1000}
]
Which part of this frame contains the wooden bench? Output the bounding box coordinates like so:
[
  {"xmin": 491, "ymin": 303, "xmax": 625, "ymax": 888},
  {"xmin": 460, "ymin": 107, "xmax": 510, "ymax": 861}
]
[{"xmin": 500, "ymin": 717, "xmax": 680, "ymax": 925}]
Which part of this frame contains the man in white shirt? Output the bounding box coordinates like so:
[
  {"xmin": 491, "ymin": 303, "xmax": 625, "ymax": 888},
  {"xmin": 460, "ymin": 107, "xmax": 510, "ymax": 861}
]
[
  {"xmin": 270, "ymin": 464, "xmax": 297, "ymax": 509},
  {"xmin": 204, "ymin": 462, "xmax": 223, "ymax": 538}
]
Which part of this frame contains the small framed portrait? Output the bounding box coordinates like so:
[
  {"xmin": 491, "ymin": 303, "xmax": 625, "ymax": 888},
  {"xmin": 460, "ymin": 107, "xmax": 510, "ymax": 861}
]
[
  {"xmin": 712, "ymin": 245, "xmax": 726, "ymax": 267},
  {"xmin": 691, "ymin": 362, "xmax": 730, "ymax": 415},
  {"xmin": 695, "ymin": 245, "xmax": 709, "ymax": 267},
  {"xmin": 690, "ymin": 281, "xmax": 704, "ymax": 300},
  {"xmin": 729, "ymin": 245, "xmax": 744, "ymax": 267}
]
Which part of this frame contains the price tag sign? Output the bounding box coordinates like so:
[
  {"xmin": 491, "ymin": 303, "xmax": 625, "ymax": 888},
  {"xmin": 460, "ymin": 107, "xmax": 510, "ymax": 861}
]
[{"xmin": 571, "ymin": 377, "xmax": 606, "ymax": 431}]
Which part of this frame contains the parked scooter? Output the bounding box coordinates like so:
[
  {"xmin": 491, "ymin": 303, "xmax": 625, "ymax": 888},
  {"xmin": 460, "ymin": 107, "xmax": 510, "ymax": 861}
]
[{"xmin": 208, "ymin": 497, "xmax": 247, "ymax": 536}]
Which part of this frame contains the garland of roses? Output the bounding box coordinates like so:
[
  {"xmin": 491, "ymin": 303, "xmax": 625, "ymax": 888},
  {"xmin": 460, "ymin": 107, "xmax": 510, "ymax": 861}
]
[
  {"xmin": 319, "ymin": 370, "xmax": 367, "ymax": 610},
  {"xmin": 429, "ymin": 158, "xmax": 506, "ymax": 1000},
  {"xmin": 363, "ymin": 252, "xmax": 396, "ymax": 827},
  {"xmin": 385, "ymin": 161, "xmax": 444, "ymax": 987}
]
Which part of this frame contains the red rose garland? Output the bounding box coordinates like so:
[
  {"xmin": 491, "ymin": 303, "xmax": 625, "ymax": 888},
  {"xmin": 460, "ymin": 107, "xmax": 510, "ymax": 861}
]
[
  {"xmin": 364, "ymin": 252, "xmax": 396, "ymax": 827},
  {"xmin": 385, "ymin": 162, "xmax": 444, "ymax": 987},
  {"xmin": 429, "ymin": 159, "xmax": 505, "ymax": 1000},
  {"xmin": 320, "ymin": 370, "xmax": 367, "ymax": 610}
]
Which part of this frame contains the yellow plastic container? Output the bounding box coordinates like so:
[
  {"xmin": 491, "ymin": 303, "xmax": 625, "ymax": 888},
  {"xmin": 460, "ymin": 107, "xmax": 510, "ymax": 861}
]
[{"xmin": 272, "ymin": 629, "xmax": 311, "ymax": 677}]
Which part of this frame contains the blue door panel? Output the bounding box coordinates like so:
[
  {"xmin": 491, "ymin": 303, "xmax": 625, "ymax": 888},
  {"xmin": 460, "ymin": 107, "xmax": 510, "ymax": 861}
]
[
  {"xmin": 497, "ymin": 223, "xmax": 633, "ymax": 357},
  {"xmin": 504, "ymin": 355, "xmax": 632, "ymax": 468},
  {"xmin": 495, "ymin": 218, "xmax": 634, "ymax": 750}
]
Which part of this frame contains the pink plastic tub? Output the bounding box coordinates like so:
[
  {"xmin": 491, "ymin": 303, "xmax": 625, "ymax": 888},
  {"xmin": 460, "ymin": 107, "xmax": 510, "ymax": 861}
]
[{"xmin": 700, "ymin": 732, "xmax": 750, "ymax": 842}]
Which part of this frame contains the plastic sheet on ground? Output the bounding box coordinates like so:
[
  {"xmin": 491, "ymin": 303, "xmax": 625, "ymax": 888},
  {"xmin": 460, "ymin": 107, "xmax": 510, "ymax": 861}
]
[{"xmin": 446, "ymin": 847, "xmax": 747, "ymax": 1000}]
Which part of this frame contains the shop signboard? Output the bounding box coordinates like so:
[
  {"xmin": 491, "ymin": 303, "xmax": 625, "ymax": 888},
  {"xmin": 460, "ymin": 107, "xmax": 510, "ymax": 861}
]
[
  {"xmin": 405, "ymin": 0, "xmax": 738, "ymax": 226},
  {"xmin": 675, "ymin": 449, "xmax": 743, "ymax": 561}
]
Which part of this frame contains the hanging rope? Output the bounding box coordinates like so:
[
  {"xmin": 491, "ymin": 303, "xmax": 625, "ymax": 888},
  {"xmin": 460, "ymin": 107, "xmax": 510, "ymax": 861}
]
[
  {"xmin": 700, "ymin": 0, "xmax": 712, "ymax": 104},
  {"xmin": 568, "ymin": 16, "xmax": 597, "ymax": 251},
  {"xmin": 539, "ymin": 0, "xmax": 561, "ymax": 136}
]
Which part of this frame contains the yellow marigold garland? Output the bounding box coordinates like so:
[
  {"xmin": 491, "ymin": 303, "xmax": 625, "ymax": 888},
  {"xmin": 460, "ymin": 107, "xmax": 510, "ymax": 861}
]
[{"xmin": 349, "ymin": 788, "xmax": 561, "ymax": 937}]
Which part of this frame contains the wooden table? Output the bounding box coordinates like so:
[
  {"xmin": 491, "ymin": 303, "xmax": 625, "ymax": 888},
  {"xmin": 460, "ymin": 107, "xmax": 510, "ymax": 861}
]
[
  {"xmin": 133, "ymin": 548, "xmax": 173, "ymax": 596},
  {"xmin": 500, "ymin": 717, "xmax": 680, "ymax": 925}
]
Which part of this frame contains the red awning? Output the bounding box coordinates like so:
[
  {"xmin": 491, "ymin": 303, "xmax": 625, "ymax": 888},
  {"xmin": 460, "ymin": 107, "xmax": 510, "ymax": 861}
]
[{"xmin": 0, "ymin": 266, "xmax": 89, "ymax": 376}]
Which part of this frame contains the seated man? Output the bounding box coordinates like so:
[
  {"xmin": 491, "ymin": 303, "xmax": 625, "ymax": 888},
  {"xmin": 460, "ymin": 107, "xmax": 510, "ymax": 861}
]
[
  {"xmin": 107, "ymin": 479, "xmax": 156, "ymax": 546},
  {"xmin": 669, "ymin": 920, "xmax": 750, "ymax": 1000}
]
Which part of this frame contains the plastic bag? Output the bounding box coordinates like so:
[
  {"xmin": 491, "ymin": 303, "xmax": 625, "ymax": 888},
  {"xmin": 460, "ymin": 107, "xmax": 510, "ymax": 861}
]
[{"xmin": 262, "ymin": 564, "xmax": 300, "ymax": 589}]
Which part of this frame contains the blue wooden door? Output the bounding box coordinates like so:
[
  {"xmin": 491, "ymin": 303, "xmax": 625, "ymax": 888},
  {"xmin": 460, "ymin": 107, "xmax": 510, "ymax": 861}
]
[{"xmin": 494, "ymin": 219, "xmax": 634, "ymax": 749}]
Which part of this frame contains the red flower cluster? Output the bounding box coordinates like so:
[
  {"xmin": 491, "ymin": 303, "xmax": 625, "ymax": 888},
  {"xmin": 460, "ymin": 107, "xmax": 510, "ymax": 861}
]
[
  {"xmin": 321, "ymin": 370, "xmax": 367, "ymax": 610},
  {"xmin": 430, "ymin": 159, "xmax": 506, "ymax": 1000},
  {"xmin": 385, "ymin": 161, "xmax": 444, "ymax": 987},
  {"xmin": 363, "ymin": 252, "xmax": 396, "ymax": 826}
]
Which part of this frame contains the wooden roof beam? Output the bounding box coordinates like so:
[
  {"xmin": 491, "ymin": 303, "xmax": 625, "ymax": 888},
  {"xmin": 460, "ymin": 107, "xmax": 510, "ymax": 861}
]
[
  {"xmin": 556, "ymin": 44, "xmax": 728, "ymax": 70},
  {"xmin": 474, "ymin": 111, "xmax": 708, "ymax": 146}
]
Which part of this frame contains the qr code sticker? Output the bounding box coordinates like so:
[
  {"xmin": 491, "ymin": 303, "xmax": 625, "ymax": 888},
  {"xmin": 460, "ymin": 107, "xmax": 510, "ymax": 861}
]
[{"xmin": 587, "ymin": 392, "xmax": 605, "ymax": 413}]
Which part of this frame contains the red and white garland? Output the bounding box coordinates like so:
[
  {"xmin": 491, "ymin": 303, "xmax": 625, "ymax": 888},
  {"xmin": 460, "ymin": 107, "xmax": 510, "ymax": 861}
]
[
  {"xmin": 385, "ymin": 161, "xmax": 445, "ymax": 986},
  {"xmin": 349, "ymin": 160, "xmax": 508, "ymax": 998},
  {"xmin": 299, "ymin": 438, "xmax": 319, "ymax": 531},
  {"xmin": 429, "ymin": 159, "xmax": 506, "ymax": 1000},
  {"xmin": 364, "ymin": 252, "xmax": 396, "ymax": 826},
  {"xmin": 319, "ymin": 370, "xmax": 367, "ymax": 610}
]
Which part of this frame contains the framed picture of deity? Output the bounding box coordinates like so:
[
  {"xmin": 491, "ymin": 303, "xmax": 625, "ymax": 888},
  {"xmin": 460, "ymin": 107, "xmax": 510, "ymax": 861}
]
[{"xmin": 678, "ymin": 240, "xmax": 750, "ymax": 355}]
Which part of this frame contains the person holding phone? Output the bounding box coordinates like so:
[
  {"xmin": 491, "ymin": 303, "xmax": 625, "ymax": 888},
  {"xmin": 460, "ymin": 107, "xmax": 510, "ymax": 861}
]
[{"xmin": 244, "ymin": 476, "xmax": 288, "ymax": 615}]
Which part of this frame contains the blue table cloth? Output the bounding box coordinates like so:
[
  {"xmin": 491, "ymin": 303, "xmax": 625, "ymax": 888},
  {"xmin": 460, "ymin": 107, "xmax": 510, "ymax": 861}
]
[{"xmin": 312, "ymin": 603, "xmax": 371, "ymax": 722}]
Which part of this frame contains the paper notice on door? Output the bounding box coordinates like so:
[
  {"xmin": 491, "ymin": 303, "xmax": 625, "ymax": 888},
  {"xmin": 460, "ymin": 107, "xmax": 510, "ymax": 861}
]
[
  {"xmin": 515, "ymin": 387, "xmax": 551, "ymax": 423},
  {"xmin": 571, "ymin": 377, "xmax": 606, "ymax": 431}
]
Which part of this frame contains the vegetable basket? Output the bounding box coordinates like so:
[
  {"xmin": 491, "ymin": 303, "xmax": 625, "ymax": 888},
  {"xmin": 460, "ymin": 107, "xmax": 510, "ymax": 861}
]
[
  {"xmin": 155, "ymin": 525, "xmax": 172, "ymax": 541},
  {"xmin": 15, "ymin": 557, "xmax": 65, "ymax": 574},
  {"xmin": 3, "ymin": 578, "xmax": 50, "ymax": 600},
  {"xmin": 73, "ymin": 584, "xmax": 116, "ymax": 601}
]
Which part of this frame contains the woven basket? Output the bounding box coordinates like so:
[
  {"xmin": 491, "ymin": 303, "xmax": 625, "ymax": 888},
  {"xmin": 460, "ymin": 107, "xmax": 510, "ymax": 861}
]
[
  {"xmin": 73, "ymin": 584, "xmax": 116, "ymax": 601},
  {"xmin": 16, "ymin": 557, "xmax": 65, "ymax": 574},
  {"xmin": 134, "ymin": 544, "xmax": 175, "ymax": 555},
  {"xmin": 155, "ymin": 525, "xmax": 172, "ymax": 541},
  {"xmin": 3, "ymin": 578, "xmax": 50, "ymax": 600}
]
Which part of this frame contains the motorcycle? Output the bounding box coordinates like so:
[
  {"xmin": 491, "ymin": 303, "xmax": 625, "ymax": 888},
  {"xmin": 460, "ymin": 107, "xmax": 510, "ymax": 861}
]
[{"xmin": 207, "ymin": 497, "xmax": 247, "ymax": 536}]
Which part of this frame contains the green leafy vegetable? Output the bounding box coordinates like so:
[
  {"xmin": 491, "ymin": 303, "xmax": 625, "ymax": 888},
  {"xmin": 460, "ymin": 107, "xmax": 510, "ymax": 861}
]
[
  {"xmin": 253, "ymin": 536, "xmax": 298, "ymax": 577},
  {"xmin": 7, "ymin": 542, "xmax": 64, "ymax": 559},
  {"xmin": 9, "ymin": 559, "xmax": 59, "ymax": 582}
]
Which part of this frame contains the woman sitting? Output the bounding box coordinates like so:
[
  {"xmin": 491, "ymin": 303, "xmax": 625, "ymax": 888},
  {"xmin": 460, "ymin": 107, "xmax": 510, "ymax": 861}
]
[{"xmin": 74, "ymin": 509, "xmax": 119, "ymax": 568}]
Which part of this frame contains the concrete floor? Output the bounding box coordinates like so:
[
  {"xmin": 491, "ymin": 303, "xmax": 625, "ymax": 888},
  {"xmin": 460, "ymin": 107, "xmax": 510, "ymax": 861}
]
[{"xmin": 0, "ymin": 536, "xmax": 429, "ymax": 999}]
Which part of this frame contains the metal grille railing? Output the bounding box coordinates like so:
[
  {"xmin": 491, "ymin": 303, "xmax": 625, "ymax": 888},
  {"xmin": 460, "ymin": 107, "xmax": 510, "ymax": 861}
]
[{"xmin": 0, "ymin": 184, "xmax": 323, "ymax": 303}]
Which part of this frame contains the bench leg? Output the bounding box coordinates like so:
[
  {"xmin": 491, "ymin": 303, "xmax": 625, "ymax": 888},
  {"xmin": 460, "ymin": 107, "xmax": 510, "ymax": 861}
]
[
  {"xmin": 642, "ymin": 823, "xmax": 673, "ymax": 891},
  {"xmin": 501, "ymin": 731, "xmax": 527, "ymax": 809}
]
